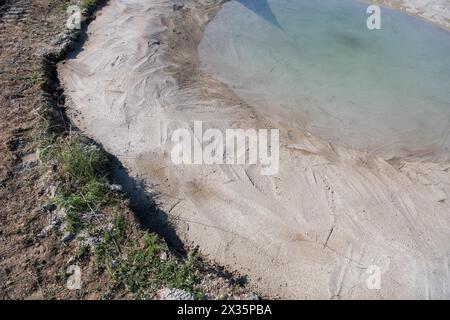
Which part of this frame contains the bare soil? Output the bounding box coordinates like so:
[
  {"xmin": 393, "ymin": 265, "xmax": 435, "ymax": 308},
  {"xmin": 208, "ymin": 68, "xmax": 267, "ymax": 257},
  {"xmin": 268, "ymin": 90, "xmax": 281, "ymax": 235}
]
[{"xmin": 0, "ymin": 0, "xmax": 76, "ymax": 299}]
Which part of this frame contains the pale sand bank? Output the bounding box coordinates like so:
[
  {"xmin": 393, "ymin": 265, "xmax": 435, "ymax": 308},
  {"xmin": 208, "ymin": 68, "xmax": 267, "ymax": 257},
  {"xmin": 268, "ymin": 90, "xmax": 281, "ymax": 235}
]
[{"xmin": 59, "ymin": 0, "xmax": 450, "ymax": 298}]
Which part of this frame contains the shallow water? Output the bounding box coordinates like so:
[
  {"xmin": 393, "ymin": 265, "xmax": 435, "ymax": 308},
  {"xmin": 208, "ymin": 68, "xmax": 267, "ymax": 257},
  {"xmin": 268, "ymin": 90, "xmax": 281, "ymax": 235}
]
[{"xmin": 198, "ymin": 0, "xmax": 450, "ymax": 159}]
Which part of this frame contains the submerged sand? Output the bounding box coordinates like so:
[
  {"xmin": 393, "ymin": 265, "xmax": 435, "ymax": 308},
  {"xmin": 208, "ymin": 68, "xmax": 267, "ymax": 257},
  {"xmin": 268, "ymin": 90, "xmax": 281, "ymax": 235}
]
[{"xmin": 59, "ymin": 0, "xmax": 450, "ymax": 299}]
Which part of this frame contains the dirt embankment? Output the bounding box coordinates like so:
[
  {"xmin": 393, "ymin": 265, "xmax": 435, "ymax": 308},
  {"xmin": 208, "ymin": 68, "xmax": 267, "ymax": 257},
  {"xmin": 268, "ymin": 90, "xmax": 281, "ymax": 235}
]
[{"xmin": 0, "ymin": 0, "xmax": 255, "ymax": 300}]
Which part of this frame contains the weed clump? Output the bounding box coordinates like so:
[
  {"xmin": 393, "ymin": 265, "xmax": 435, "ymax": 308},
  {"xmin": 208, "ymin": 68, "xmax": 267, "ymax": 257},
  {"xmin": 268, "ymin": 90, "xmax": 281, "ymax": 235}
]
[
  {"xmin": 58, "ymin": 137, "xmax": 108, "ymax": 184},
  {"xmin": 97, "ymin": 230, "xmax": 202, "ymax": 299},
  {"xmin": 81, "ymin": 0, "xmax": 98, "ymax": 11},
  {"xmin": 37, "ymin": 133, "xmax": 208, "ymax": 298},
  {"xmin": 53, "ymin": 137, "xmax": 110, "ymax": 232}
]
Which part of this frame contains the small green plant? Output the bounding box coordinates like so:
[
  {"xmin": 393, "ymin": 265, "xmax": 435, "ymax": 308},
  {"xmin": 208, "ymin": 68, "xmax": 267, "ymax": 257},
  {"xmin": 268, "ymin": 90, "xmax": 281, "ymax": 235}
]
[
  {"xmin": 81, "ymin": 0, "xmax": 98, "ymax": 11},
  {"xmin": 55, "ymin": 136, "xmax": 110, "ymax": 233},
  {"xmin": 111, "ymin": 213, "xmax": 127, "ymax": 243},
  {"xmin": 95, "ymin": 231, "xmax": 203, "ymax": 299},
  {"xmin": 56, "ymin": 267, "xmax": 69, "ymax": 285},
  {"xmin": 75, "ymin": 244, "xmax": 90, "ymax": 261},
  {"xmin": 82, "ymin": 180, "xmax": 110, "ymax": 206},
  {"xmin": 26, "ymin": 71, "xmax": 44, "ymax": 86},
  {"xmin": 95, "ymin": 213, "xmax": 127, "ymax": 267},
  {"xmin": 57, "ymin": 188, "xmax": 85, "ymax": 213},
  {"xmin": 58, "ymin": 137, "xmax": 108, "ymax": 184},
  {"xmin": 57, "ymin": 181, "xmax": 109, "ymax": 213},
  {"xmin": 156, "ymin": 252, "xmax": 200, "ymax": 291},
  {"xmin": 64, "ymin": 210, "xmax": 83, "ymax": 233}
]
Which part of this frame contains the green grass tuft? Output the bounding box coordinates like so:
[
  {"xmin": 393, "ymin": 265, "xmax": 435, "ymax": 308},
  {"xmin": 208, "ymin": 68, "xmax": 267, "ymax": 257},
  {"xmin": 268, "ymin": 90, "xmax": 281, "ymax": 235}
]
[
  {"xmin": 64, "ymin": 211, "xmax": 83, "ymax": 234},
  {"xmin": 26, "ymin": 71, "xmax": 44, "ymax": 86},
  {"xmin": 81, "ymin": 0, "xmax": 98, "ymax": 11},
  {"xmin": 55, "ymin": 136, "xmax": 110, "ymax": 233},
  {"xmin": 58, "ymin": 137, "xmax": 108, "ymax": 184},
  {"xmin": 95, "ymin": 213, "xmax": 128, "ymax": 267},
  {"xmin": 41, "ymin": 134, "xmax": 208, "ymax": 298},
  {"xmin": 96, "ymin": 231, "xmax": 202, "ymax": 299},
  {"xmin": 56, "ymin": 181, "xmax": 110, "ymax": 232},
  {"xmin": 75, "ymin": 244, "xmax": 90, "ymax": 261}
]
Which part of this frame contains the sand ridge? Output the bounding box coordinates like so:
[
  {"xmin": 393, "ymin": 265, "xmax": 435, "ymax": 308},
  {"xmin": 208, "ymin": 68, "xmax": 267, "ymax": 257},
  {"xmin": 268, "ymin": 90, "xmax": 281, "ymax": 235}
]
[{"xmin": 59, "ymin": 0, "xmax": 450, "ymax": 299}]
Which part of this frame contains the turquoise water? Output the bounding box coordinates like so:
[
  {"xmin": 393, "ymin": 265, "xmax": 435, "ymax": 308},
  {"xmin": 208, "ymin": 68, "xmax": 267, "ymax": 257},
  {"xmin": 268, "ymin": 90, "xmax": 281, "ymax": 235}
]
[{"xmin": 198, "ymin": 0, "xmax": 450, "ymax": 159}]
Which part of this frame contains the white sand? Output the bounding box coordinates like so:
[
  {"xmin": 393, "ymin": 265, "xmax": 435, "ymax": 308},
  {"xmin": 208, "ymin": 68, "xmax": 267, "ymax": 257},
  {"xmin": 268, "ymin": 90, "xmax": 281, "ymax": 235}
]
[{"xmin": 59, "ymin": 0, "xmax": 450, "ymax": 299}]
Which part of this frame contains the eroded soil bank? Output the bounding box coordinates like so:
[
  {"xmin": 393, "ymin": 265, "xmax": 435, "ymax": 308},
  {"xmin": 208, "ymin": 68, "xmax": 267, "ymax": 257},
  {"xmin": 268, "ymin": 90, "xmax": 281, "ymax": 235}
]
[{"xmin": 60, "ymin": 0, "xmax": 450, "ymax": 299}]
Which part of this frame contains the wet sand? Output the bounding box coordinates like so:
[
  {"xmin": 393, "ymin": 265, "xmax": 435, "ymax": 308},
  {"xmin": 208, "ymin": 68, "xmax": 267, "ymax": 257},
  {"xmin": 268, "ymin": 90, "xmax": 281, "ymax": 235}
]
[{"xmin": 59, "ymin": 0, "xmax": 450, "ymax": 299}]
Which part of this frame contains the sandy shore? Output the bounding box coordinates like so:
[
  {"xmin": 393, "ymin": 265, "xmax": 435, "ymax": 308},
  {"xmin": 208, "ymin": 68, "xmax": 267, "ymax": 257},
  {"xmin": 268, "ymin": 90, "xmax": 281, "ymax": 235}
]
[
  {"xmin": 59, "ymin": 0, "xmax": 450, "ymax": 299},
  {"xmin": 372, "ymin": 0, "xmax": 450, "ymax": 30}
]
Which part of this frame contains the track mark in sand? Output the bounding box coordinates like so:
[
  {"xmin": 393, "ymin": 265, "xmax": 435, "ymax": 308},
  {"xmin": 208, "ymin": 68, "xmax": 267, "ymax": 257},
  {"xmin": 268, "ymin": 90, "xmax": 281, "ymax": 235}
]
[
  {"xmin": 326, "ymin": 185, "xmax": 336, "ymax": 213},
  {"xmin": 168, "ymin": 199, "xmax": 183, "ymax": 213},
  {"xmin": 330, "ymin": 243, "xmax": 354, "ymax": 299},
  {"xmin": 170, "ymin": 216, "xmax": 250, "ymax": 241},
  {"xmin": 312, "ymin": 171, "xmax": 318, "ymax": 184},
  {"xmin": 0, "ymin": 0, "xmax": 32, "ymax": 25},
  {"xmin": 323, "ymin": 225, "xmax": 334, "ymax": 249},
  {"xmin": 244, "ymin": 169, "xmax": 267, "ymax": 194},
  {"xmin": 244, "ymin": 170, "xmax": 257, "ymax": 189},
  {"xmin": 316, "ymin": 173, "xmax": 337, "ymax": 215}
]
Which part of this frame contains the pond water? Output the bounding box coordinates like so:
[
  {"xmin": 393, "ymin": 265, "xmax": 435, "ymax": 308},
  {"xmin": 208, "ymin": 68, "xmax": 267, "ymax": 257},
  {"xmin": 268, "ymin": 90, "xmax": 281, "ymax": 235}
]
[{"xmin": 198, "ymin": 0, "xmax": 450, "ymax": 159}]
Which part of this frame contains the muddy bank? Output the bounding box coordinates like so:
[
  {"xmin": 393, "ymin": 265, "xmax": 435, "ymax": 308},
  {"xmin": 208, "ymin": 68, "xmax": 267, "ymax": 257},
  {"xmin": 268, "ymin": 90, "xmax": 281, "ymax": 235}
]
[{"xmin": 59, "ymin": 0, "xmax": 450, "ymax": 299}]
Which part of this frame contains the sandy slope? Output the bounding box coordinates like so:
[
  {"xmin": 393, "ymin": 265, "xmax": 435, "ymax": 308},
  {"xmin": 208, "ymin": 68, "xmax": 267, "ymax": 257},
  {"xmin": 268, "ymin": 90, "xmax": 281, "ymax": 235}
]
[{"xmin": 59, "ymin": 0, "xmax": 450, "ymax": 299}]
